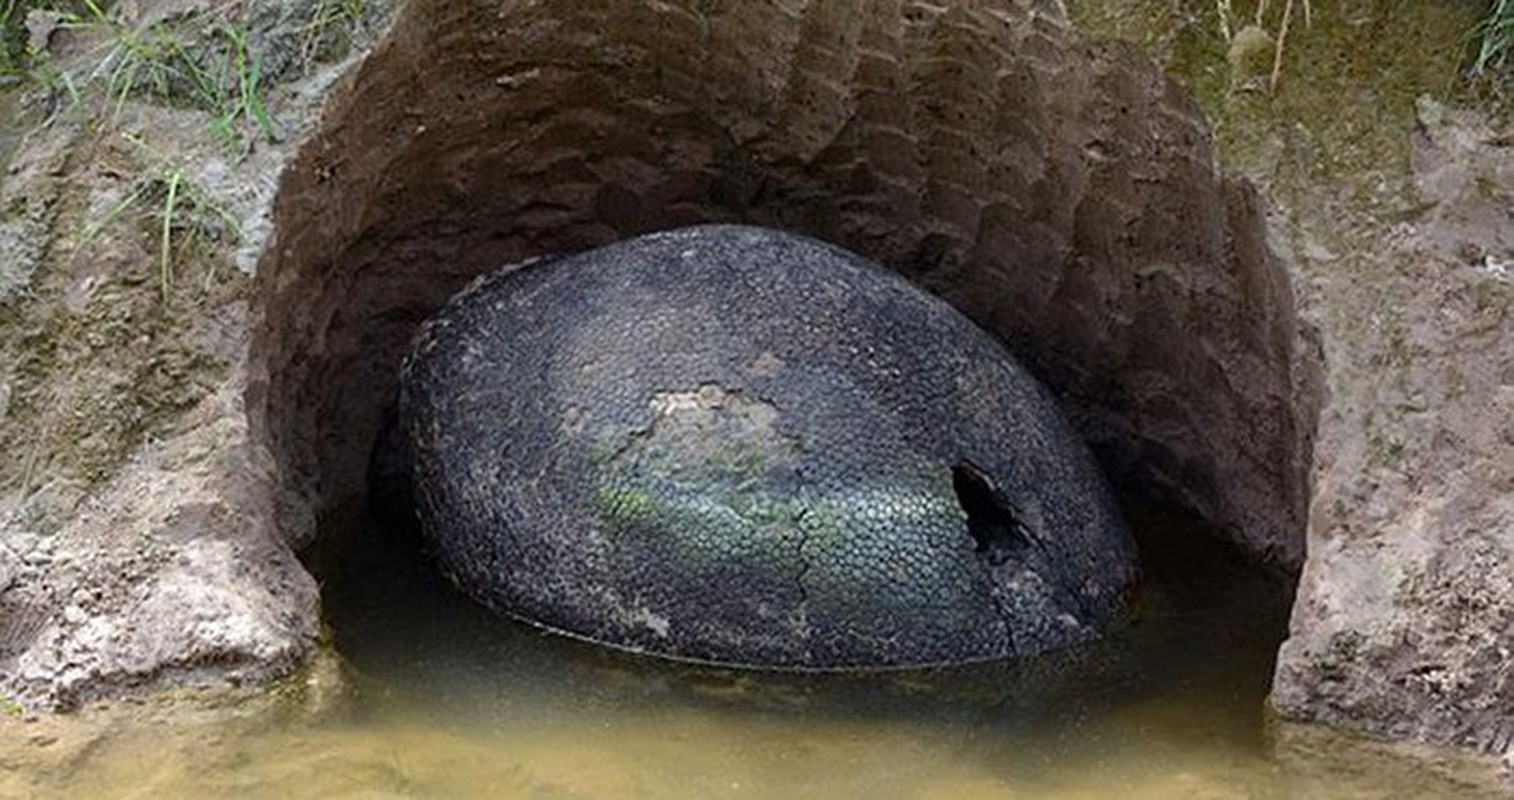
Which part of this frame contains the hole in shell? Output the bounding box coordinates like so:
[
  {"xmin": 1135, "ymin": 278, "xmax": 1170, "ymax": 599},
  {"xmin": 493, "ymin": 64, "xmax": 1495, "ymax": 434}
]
[{"xmin": 951, "ymin": 461, "xmax": 1036, "ymax": 566}]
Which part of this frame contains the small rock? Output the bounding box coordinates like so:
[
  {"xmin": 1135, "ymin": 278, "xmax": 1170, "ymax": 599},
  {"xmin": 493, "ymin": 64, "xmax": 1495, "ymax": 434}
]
[
  {"xmin": 1481, "ymin": 254, "xmax": 1511, "ymax": 281},
  {"xmin": 24, "ymin": 10, "xmax": 64, "ymax": 55},
  {"xmin": 1227, "ymin": 25, "xmax": 1274, "ymax": 90},
  {"xmin": 1416, "ymin": 96, "xmax": 1446, "ymax": 129},
  {"xmin": 61, "ymin": 605, "xmax": 86, "ymax": 626},
  {"xmin": 1303, "ymin": 239, "xmax": 1339, "ymax": 264},
  {"xmin": 0, "ymin": 543, "xmax": 17, "ymax": 595},
  {"xmin": 494, "ymin": 68, "xmax": 540, "ymax": 88}
]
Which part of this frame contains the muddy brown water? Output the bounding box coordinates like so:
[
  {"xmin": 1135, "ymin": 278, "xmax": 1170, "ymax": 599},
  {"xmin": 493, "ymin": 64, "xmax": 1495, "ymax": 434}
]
[
  {"xmin": 0, "ymin": 500, "xmax": 1456, "ymax": 800},
  {"xmin": 4, "ymin": 499, "xmax": 1274, "ymax": 798},
  {"xmin": 2, "ymin": 502, "xmax": 1494, "ymax": 798},
  {"xmin": 310, "ymin": 501, "xmax": 1295, "ymax": 798}
]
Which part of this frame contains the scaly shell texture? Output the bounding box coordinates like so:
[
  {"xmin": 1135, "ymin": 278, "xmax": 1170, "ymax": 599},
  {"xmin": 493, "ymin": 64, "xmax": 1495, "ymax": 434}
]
[{"xmin": 399, "ymin": 225, "xmax": 1137, "ymax": 668}]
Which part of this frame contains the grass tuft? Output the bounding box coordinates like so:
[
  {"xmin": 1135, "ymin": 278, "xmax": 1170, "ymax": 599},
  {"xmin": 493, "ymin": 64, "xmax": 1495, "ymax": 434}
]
[
  {"xmin": 4, "ymin": 1, "xmax": 282, "ymax": 155},
  {"xmin": 203, "ymin": 19, "xmax": 277, "ymax": 154},
  {"xmin": 80, "ymin": 132, "xmax": 243, "ymax": 303},
  {"xmin": 1470, "ymin": 0, "xmax": 1513, "ymax": 80},
  {"xmin": 75, "ymin": 0, "xmax": 195, "ymax": 116},
  {"xmin": 69, "ymin": 2, "xmax": 278, "ymax": 155},
  {"xmin": 298, "ymin": 0, "xmax": 368, "ymax": 74}
]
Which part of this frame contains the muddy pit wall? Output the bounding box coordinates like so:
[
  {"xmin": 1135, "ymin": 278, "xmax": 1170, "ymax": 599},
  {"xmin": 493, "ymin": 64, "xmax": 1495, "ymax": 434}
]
[
  {"xmin": 249, "ymin": 0, "xmax": 1322, "ymax": 580},
  {"xmin": 0, "ymin": 0, "xmax": 1326, "ymax": 718}
]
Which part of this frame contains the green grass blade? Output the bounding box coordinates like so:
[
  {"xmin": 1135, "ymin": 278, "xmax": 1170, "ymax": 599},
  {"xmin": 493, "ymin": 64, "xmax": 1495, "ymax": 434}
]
[
  {"xmin": 246, "ymin": 50, "xmax": 275, "ymax": 142},
  {"xmin": 160, "ymin": 171, "xmax": 181, "ymax": 302}
]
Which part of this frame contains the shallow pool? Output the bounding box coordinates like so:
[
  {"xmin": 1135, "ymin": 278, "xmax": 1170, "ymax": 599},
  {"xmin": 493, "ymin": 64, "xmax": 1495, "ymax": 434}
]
[{"xmin": 3, "ymin": 500, "xmax": 1503, "ymax": 798}]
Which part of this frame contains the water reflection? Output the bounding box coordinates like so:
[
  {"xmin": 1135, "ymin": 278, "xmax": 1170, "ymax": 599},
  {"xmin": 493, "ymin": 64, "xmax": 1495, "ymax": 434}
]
[
  {"xmin": 298, "ymin": 499, "xmax": 1290, "ymax": 799},
  {"xmin": 321, "ymin": 500, "xmax": 1143, "ymax": 727}
]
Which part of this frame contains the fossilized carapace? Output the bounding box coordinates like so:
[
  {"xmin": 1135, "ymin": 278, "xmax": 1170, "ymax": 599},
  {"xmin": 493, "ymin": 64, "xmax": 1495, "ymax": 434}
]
[{"xmin": 399, "ymin": 225, "xmax": 1138, "ymax": 668}]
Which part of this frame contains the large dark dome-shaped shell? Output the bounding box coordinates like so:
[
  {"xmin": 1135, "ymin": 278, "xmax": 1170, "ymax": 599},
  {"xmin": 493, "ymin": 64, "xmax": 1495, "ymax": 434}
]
[{"xmin": 399, "ymin": 224, "xmax": 1137, "ymax": 668}]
